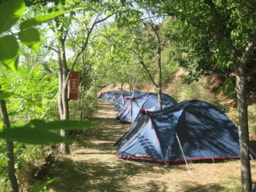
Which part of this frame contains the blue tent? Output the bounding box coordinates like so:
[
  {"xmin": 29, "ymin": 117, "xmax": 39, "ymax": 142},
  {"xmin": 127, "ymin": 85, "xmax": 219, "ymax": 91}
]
[
  {"xmin": 116, "ymin": 96, "xmax": 147, "ymax": 123},
  {"xmin": 113, "ymin": 91, "xmax": 151, "ymax": 111},
  {"xmin": 115, "ymin": 100, "xmax": 241, "ymax": 163},
  {"xmin": 98, "ymin": 90, "xmax": 130, "ymax": 103},
  {"xmin": 116, "ymin": 93, "xmax": 177, "ymax": 124}
]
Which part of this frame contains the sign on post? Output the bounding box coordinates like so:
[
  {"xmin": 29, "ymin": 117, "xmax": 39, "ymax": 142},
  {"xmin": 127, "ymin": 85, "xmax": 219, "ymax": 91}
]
[{"xmin": 69, "ymin": 71, "xmax": 79, "ymax": 100}]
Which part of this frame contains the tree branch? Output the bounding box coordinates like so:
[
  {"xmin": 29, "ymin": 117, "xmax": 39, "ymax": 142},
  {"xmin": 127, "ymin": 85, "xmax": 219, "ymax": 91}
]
[
  {"xmin": 65, "ymin": 12, "xmax": 113, "ymax": 86},
  {"xmin": 134, "ymin": 52, "xmax": 159, "ymax": 88}
]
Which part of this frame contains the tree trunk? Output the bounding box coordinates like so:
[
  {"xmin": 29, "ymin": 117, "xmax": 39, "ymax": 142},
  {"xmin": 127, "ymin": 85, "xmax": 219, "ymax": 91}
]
[
  {"xmin": 57, "ymin": 36, "xmax": 70, "ymax": 155},
  {"xmin": 0, "ymin": 100, "xmax": 19, "ymax": 192},
  {"xmin": 79, "ymin": 76, "xmax": 85, "ymax": 121},
  {"xmin": 150, "ymin": 22, "xmax": 163, "ymax": 109},
  {"xmin": 80, "ymin": 55, "xmax": 86, "ymax": 121},
  {"xmin": 236, "ymin": 62, "xmax": 252, "ymax": 192},
  {"xmin": 156, "ymin": 33, "xmax": 163, "ymax": 110}
]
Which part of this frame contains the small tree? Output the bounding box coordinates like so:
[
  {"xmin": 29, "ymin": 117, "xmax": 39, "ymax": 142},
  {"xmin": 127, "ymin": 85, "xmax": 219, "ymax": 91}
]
[
  {"xmin": 45, "ymin": 0, "xmax": 113, "ymax": 154},
  {"xmin": 0, "ymin": 0, "xmax": 70, "ymax": 190}
]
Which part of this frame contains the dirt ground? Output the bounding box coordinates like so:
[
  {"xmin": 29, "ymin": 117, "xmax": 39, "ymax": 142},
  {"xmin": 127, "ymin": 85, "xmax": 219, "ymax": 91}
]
[{"xmin": 45, "ymin": 99, "xmax": 256, "ymax": 192}]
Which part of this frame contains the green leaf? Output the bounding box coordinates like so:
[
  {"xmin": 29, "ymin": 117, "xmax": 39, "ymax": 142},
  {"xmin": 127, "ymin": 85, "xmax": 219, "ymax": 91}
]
[
  {"xmin": 0, "ymin": 119, "xmax": 94, "ymax": 144},
  {"xmin": 18, "ymin": 27, "xmax": 40, "ymax": 52},
  {"xmin": 0, "ymin": 35, "xmax": 19, "ymax": 71},
  {"xmin": 0, "ymin": 91, "xmax": 13, "ymax": 100},
  {"xmin": 47, "ymin": 120, "xmax": 96, "ymax": 130},
  {"xmin": 31, "ymin": 178, "xmax": 57, "ymax": 192},
  {"xmin": 20, "ymin": 10, "xmax": 67, "ymax": 30},
  {"xmin": 27, "ymin": 119, "xmax": 95, "ymax": 130},
  {"xmin": 0, "ymin": 127, "xmax": 69, "ymax": 145},
  {"xmin": 0, "ymin": 0, "xmax": 25, "ymax": 34},
  {"xmin": 35, "ymin": 105, "xmax": 44, "ymax": 114}
]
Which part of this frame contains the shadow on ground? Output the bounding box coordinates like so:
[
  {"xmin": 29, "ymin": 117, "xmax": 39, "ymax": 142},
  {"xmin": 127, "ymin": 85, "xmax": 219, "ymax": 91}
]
[
  {"xmin": 181, "ymin": 182, "xmax": 227, "ymax": 192},
  {"xmin": 69, "ymin": 116, "xmax": 130, "ymax": 153},
  {"xmin": 46, "ymin": 158, "xmax": 147, "ymax": 192},
  {"xmin": 45, "ymin": 157, "xmax": 207, "ymax": 192},
  {"xmin": 38, "ymin": 100, "xmax": 238, "ymax": 192},
  {"xmin": 45, "ymin": 157, "xmax": 234, "ymax": 192}
]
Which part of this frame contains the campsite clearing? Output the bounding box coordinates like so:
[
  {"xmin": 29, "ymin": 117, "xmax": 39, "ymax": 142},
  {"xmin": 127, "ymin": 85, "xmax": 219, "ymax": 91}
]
[{"xmin": 45, "ymin": 100, "xmax": 256, "ymax": 192}]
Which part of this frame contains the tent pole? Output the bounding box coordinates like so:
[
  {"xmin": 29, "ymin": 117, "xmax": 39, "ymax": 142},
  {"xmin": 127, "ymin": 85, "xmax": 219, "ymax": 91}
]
[{"xmin": 176, "ymin": 133, "xmax": 192, "ymax": 175}]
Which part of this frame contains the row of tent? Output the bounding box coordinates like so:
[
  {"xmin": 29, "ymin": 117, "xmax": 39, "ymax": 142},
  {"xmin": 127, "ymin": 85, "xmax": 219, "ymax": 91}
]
[{"xmin": 98, "ymin": 90, "xmax": 253, "ymax": 163}]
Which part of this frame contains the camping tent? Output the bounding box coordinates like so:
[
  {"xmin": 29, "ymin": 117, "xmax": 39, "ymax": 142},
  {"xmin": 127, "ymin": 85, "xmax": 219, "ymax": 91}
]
[
  {"xmin": 98, "ymin": 90, "xmax": 151, "ymax": 111},
  {"xmin": 115, "ymin": 99, "xmax": 241, "ymax": 163},
  {"xmin": 98, "ymin": 90, "xmax": 130, "ymax": 103},
  {"xmin": 113, "ymin": 91, "xmax": 152, "ymax": 111},
  {"xmin": 116, "ymin": 93, "xmax": 177, "ymax": 124}
]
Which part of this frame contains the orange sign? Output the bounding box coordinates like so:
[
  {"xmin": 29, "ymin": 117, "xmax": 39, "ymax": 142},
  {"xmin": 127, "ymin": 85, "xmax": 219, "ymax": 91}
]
[{"xmin": 69, "ymin": 71, "xmax": 79, "ymax": 100}]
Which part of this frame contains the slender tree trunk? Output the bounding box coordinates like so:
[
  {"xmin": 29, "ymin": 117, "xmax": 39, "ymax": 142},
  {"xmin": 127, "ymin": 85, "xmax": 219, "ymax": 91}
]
[
  {"xmin": 236, "ymin": 61, "xmax": 252, "ymax": 192},
  {"xmin": 236, "ymin": 32, "xmax": 256, "ymax": 192},
  {"xmin": 0, "ymin": 100, "xmax": 19, "ymax": 192},
  {"xmin": 131, "ymin": 62, "xmax": 136, "ymax": 95},
  {"xmin": 79, "ymin": 91, "xmax": 85, "ymax": 121},
  {"xmin": 156, "ymin": 34, "xmax": 162, "ymax": 110},
  {"xmin": 80, "ymin": 54, "xmax": 86, "ymax": 120},
  {"xmin": 151, "ymin": 22, "xmax": 163, "ymax": 109},
  {"xmin": 57, "ymin": 37, "xmax": 70, "ymax": 155}
]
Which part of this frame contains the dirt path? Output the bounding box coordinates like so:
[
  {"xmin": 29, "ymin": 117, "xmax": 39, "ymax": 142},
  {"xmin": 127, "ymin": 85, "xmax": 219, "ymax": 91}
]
[{"xmin": 46, "ymin": 100, "xmax": 256, "ymax": 192}]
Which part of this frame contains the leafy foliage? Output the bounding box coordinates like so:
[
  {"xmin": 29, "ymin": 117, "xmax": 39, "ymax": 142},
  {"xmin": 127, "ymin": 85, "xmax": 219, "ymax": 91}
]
[
  {"xmin": 90, "ymin": 16, "xmax": 179, "ymax": 90},
  {"xmin": 155, "ymin": 0, "xmax": 256, "ymax": 84},
  {"xmin": 0, "ymin": 119, "xmax": 94, "ymax": 144},
  {"xmin": 0, "ymin": 1, "xmax": 88, "ymax": 191},
  {"xmin": 0, "ymin": 0, "xmax": 69, "ymax": 71},
  {"xmin": 0, "ymin": 0, "xmax": 25, "ymax": 34},
  {"xmin": 30, "ymin": 178, "xmax": 56, "ymax": 192}
]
